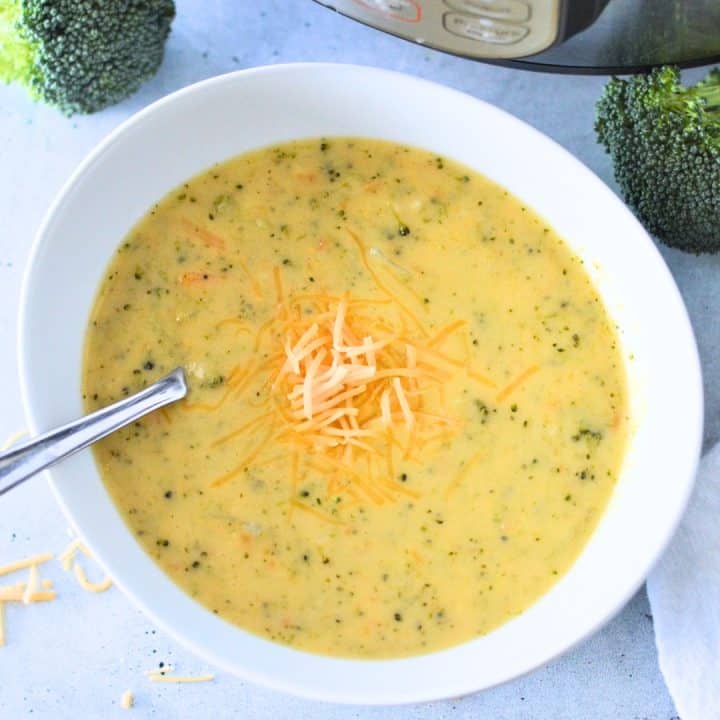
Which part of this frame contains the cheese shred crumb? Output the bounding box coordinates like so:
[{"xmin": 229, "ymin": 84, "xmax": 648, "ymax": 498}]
[
  {"xmin": 72, "ymin": 561, "xmax": 113, "ymax": 593},
  {"xmin": 21, "ymin": 564, "xmax": 39, "ymax": 605},
  {"xmin": 120, "ymin": 690, "xmax": 134, "ymax": 709},
  {"xmin": 0, "ymin": 583, "xmax": 26, "ymax": 602},
  {"xmin": 1, "ymin": 429, "xmax": 27, "ymax": 451}
]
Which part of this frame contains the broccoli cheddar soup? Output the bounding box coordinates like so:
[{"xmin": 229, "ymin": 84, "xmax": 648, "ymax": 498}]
[{"xmin": 83, "ymin": 138, "xmax": 628, "ymax": 658}]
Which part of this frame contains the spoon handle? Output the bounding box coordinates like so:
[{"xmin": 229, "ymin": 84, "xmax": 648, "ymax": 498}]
[{"xmin": 0, "ymin": 368, "xmax": 187, "ymax": 497}]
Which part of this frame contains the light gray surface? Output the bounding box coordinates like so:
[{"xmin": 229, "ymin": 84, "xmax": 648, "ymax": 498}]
[{"xmin": 1, "ymin": 1, "xmax": 712, "ymax": 717}]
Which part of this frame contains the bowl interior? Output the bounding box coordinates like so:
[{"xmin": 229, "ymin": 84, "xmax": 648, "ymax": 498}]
[{"xmin": 19, "ymin": 64, "xmax": 702, "ymax": 704}]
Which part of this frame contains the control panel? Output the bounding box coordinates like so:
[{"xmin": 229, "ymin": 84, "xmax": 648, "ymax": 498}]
[{"xmin": 314, "ymin": 0, "xmax": 561, "ymax": 60}]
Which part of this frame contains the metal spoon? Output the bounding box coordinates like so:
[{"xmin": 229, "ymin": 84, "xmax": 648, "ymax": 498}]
[{"xmin": 0, "ymin": 368, "xmax": 187, "ymax": 497}]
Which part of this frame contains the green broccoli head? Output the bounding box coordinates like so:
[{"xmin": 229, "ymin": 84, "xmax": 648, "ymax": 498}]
[
  {"xmin": 596, "ymin": 66, "xmax": 720, "ymax": 254},
  {"xmin": 0, "ymin": 0, "xmax": 175, "ymax": 115}
]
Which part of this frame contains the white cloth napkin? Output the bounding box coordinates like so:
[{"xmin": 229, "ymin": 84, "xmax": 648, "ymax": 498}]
[{"xmin": 647, "ymin": 441, "xmax": 720, "ymax": 719}]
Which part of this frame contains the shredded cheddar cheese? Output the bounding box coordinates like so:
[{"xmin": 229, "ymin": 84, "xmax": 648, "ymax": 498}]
[
  {"xmin": 59, "ymin": 537, "xmax": 113, "ymax": 593},
  {"xmin": 0, "ymin": 537, "xmax": 113, "ymax": 649},
  {"xmin": 146, "ymin": 663, "xmax": 214, "ymax": 684},
  {"xmin": 0, "ymin": 553, "xmax": 53, "ymax": 577},
  {"xmin": 0, "ymin": 554, "xmax": 56, "ymax": 647},
  {"xmin": 148, "ymin": 674, "xmax": 214, "ymax": 684},
  {"xmin": 209, "ymin": 270, "xmax": 504, "ymax": 505},
  {"xmin": 58, "ymin": 538, "xmax": 88, "ymax": 571},
  {"xmin": 73, "ymin": 562, "xmax": 113, "ymax": 593},
  {"xmin": 495, "ymin": 364, "xmax": 540, "ymax": 402},
  {"xmin": 263, "ymin": 295, "xmax": 478, "ymax": 501}
]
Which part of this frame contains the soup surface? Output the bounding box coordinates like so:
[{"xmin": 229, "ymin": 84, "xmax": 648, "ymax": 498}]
[{"xmin": 83, "ymin": 138, "xmax": 627, "ymax": 658}]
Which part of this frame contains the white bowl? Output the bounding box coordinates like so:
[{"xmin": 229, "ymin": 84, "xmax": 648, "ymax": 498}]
[{"xmin": 19, "ymin": 63, "xmax": 702, "ymax": 704}]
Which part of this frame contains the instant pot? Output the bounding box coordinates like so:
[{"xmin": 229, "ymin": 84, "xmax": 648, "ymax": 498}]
[{"xmin": 314, "ymin": 0, "xmax": 720, "ymax": 73}]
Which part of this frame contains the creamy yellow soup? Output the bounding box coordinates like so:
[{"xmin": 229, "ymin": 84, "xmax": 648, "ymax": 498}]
[{"xmin": 83, "ymin": 138, "xmax": 627, "ymax": 658}]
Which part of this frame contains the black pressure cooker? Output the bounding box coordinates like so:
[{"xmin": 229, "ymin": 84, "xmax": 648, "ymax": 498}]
[{"xmin": 313, "ymin": 0, "xmax": 720, "ymax": 73}]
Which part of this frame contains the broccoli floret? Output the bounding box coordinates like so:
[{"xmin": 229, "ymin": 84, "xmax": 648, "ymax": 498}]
[
  {"xmin": 0, "ymin": 0, "xmax": 175, "ymax": 115},
  {"xmin": 595, "ymin": 66, "xmax": 720, "ymax": 254}
]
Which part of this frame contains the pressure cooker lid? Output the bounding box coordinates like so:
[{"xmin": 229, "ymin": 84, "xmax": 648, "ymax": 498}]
[
  {"xmin": 316, "ymin": 0, "xmax": 720, "ymax": 74},
  {"xmin": 514, "ymin": 0, "xmax": 720, "ymax": 74}
]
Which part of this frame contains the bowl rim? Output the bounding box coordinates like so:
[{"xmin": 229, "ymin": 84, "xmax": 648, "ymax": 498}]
[{"xmin": 17, "ymin": 62, "xmax": 704, "ymax": 705}]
